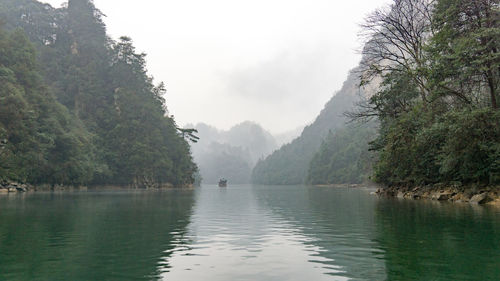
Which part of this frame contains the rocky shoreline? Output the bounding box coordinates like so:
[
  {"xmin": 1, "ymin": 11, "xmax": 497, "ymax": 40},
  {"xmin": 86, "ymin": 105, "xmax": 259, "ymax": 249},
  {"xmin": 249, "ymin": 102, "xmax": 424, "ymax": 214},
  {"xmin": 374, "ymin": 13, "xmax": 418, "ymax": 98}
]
[
  {"xmin": 0, "ymin": 181, "xmax": 88, "ymax": 193},
  {"xmin": 376, "ymin": 185, "xmax": 500, "ymax": 206},
  {"xmin": 315, "ymin": 183, "xmax": 367, "ymax": 188},
  {"xmin": 0, "ymin": 181, "xmax": 192, "ymax": 193},
  {"xmin": 0, "ymin": 181, "xmax": 32, "ymax": 193}
]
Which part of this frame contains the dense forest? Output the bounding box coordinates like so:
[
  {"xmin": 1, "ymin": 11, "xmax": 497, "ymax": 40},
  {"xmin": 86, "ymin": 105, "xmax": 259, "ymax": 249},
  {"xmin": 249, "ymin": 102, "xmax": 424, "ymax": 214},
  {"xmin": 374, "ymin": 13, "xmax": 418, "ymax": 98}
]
[
  {"xmin": 352, "ymin": 0, "xmax": 499, "ymax": 187},
  {"xmin": 0, "ymin": 0, "xmax": 197, "ymax": 187},
  {"xmin": 1, "ymin": 0, "xmax": 498, "ymax": 189},
  {"xmin": 254, "ymin": 0, "xmax": 499, "ymax": 188},
  {"xmin": 307, "ymin": 122, "xmax": 376, "ymax": 185},
  {"xmin": 191, "ymin": 121, "xmax": 277, "ymax": 184}
]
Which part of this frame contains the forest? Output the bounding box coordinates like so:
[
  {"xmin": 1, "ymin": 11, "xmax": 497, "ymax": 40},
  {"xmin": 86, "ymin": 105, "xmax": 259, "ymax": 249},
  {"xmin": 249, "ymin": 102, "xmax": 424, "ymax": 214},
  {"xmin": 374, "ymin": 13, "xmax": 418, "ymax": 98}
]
[
  {"xmin": 254, "ymin": 0, "xmax": 499, "ymax": 188},
  {"xmin": 1, "ymin": 0, "xmax": 498, "ymax": 190},
  {"xmin": 0, "ymin": 0, "xmax": 197, "ymax": 188},
  {"xmin": 354, "ymin": 0, "xmax": 499, "ymax": 187}
]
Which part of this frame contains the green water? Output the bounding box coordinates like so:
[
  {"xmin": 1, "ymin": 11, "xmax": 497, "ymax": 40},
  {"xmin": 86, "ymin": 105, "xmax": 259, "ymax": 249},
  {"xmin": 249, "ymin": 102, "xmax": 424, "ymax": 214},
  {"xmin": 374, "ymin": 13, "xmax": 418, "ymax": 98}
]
[{"xmin": 0, "ymin": 185, "xmax": 498, "ymax": 280}]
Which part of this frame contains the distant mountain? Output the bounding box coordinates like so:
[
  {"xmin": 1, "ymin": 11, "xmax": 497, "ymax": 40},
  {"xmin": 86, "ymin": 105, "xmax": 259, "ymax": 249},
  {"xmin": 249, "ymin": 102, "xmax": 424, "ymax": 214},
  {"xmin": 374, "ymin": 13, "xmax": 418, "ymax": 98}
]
[
  {"xmin": 252, "ymin": 68, "xmax": 372, "ymax": 185},
  {"xmin": 191, "ymin": 121, "xmax": 277, "ymax": 184},
  {"xmin": 223, "ymin": 121, "xmax": 278, "ymax": 164}
]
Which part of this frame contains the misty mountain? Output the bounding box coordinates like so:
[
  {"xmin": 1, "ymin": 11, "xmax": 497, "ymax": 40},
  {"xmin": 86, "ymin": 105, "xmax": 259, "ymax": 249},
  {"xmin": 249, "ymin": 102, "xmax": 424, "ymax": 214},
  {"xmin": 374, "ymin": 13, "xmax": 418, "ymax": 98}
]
[
  {"xmin": 252, "ymin": 68, "xmax": 372, "ymax": 185},
  {"xmin": 0, "ymin": 0, "xmax": 196, "ymax": 187},
  {"xmin": 191, "ymin": 121, "xmax": 278, "ymax": 184}
]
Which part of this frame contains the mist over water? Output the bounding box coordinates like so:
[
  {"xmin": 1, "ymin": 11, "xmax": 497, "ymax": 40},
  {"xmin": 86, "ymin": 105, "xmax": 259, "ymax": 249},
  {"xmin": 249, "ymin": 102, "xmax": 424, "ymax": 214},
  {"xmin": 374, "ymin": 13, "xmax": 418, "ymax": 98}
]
[{"xmin": 190, "ymin": 122, "xmax": 292, "ymax": 184}]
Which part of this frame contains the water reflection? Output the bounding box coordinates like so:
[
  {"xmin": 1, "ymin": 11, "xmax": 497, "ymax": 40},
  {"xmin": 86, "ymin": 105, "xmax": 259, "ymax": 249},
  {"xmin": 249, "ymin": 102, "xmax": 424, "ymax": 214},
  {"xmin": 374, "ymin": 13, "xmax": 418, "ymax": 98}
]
[
  {"xmin": 374, "ymin": 199, "xmax": 500, "ymax": 280},
  {"xmin": 1, "ymin": 186, "xmax": 499, "ymax": 280},
  {"xmin": 161, "ymin": 185, "xmax": 345, "ymax": 281},
  {"xmin": 161, "ymin": 185, "xmax": 500, "ymax": 281},
  {"xmin": 253, "ymin": 185, "xmax": 386, "ymax": 280},
  {"xmin": 160, "ymin": 185, "xmax": 386, "ymax": 280},
  {"xmin": 0, "ymin": 190, "xmax": 196, "ymax": 281}
]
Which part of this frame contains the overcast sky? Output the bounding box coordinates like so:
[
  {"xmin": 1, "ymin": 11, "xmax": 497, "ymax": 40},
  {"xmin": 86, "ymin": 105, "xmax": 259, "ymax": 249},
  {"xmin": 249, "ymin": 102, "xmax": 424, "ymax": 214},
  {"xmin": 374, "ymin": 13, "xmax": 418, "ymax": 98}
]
[{"xmin": 42, "ymin": 0, "xmax": 390, "ymax": 134}]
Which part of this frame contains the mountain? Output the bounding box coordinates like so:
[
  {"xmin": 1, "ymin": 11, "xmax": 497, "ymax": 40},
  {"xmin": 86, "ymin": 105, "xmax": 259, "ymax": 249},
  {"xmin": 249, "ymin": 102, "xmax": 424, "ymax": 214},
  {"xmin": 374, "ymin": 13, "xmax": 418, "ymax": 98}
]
[
  {"xmin": 0, "ymin": 0, "xmax": 196, "ymax": 187},
  {"xmin": 252, "ymin": 68, "xmax": 371, "ymax": 185},
  {"xmin": 191, "ymin": 121, "xmax": 277, "ymax": 184}
]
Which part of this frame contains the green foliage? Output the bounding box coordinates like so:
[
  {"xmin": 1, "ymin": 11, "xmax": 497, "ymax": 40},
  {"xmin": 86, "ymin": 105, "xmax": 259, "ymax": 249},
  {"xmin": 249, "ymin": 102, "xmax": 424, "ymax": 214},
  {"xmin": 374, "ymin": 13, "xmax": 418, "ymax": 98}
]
[
  {"xmin": 307, "ymin": 123, "xmax": 377, "ymax": 185},
  {"xmin": 359, "ymin": 0, "xmax": 500, "ymax": 188},
  {"xmin": 373, "ymin": 99, "xmax": 500, "ymax": 187},
  {"xmin": 427, "ymin": 0, "xmax": 499, "ymax": 108},
  {"xmin": 0, "ymin": 28, "xmax": 95, "ymax": 185},
  {"xmin": 372, "ymin": 106, "xmax": 440, "ymax": 186},
  {"xmin": 437, "ymin": 109, "xmax": 500, "ymax": 184},
  {"xmin": 258, "ymin": 0, "xmax": 499, "ymax": 187},
  {"xmin": 0, "ymin": 0, "xmax": 196, "ymax": 187}
]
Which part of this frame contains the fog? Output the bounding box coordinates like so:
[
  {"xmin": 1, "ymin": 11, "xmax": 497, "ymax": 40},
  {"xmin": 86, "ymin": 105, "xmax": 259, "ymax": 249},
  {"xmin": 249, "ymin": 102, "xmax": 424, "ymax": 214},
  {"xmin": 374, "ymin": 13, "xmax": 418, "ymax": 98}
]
[
  {"xmin": 190, "ymin": 122, "xmax": 278, "ymax": 184},
  {"xmin": 42, "ymin": 0, "xmax": 390, "ymax": 133}
]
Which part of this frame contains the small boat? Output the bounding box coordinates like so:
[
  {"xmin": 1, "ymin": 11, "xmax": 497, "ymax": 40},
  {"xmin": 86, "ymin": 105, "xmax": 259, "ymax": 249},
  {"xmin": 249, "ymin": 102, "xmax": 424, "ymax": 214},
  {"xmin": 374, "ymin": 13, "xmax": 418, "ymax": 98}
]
[{"xmin": 218, "ymin": 178, "xmax": 227, "ymax": 187}]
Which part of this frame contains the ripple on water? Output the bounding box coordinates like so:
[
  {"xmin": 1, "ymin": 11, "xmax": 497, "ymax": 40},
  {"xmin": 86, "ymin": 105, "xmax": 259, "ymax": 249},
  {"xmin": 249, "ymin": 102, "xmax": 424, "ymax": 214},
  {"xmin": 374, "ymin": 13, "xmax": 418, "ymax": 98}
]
[{"xmin": 0, "ymin": 186, "xmax": 498, "ymax": 281}]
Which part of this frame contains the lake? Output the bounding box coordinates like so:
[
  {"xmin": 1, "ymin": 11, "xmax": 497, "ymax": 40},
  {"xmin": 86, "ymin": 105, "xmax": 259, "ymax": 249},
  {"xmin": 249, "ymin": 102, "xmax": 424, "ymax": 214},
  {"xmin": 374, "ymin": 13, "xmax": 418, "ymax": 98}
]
[{"xmin": 0, "ymin": 185, "xmax": 499, "ymax": 280}]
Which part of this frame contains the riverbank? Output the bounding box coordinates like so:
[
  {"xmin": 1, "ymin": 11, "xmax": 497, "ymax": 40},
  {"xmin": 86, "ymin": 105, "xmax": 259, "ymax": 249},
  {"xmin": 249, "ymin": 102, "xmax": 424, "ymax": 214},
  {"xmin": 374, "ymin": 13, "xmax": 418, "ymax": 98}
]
[
  {"xmin": 0, "ymin": 181, "xmax": 193, "ymax": 193},
  {"xmin": 376, "ymin": 185, "xmax": 500, "ymax": 206},
  {"xmin": 0, "ymin": 182, "xmax": 32, "ymax": 193},
  {"xmin": 315, "ymin": 183, "xmax": 365, "ymax": 188}
]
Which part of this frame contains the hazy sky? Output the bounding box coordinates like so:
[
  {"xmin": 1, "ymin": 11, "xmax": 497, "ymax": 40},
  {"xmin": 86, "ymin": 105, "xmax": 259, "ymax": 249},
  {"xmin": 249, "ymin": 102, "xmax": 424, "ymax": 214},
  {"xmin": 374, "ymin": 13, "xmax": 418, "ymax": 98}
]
[{"xmin": 42, "ymin": 0, "xmax": 390, "ymax": 133}]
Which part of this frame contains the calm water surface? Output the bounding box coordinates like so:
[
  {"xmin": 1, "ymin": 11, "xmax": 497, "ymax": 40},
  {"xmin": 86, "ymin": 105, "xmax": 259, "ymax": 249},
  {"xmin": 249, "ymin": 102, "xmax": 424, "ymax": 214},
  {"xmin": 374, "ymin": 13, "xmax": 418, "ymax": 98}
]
[{"xmin": 0, "ymin": 185, "xmax": 499, "ymax": 280}]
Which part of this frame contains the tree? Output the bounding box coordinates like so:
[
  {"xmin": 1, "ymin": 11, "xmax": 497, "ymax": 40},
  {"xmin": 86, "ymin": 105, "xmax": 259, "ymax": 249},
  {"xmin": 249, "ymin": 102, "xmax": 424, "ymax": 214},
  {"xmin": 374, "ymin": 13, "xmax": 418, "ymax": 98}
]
[
  {"xmin": 354, "ymin": 0, "xmax": 500, "ymax": 187},
  {"xmin": 307, "ymin": 123, "xmax": 377, "ymax": 185},
  {"xmin": 177, "ymin": 128, "xmax": 200, "ymax": 143},
  {"xmin": 0, "ymin": 27, "xmax": 96, "ymax": 185},
  {"xmin": 0, "ymin": 1, "xmax": 197, "ymax": 187},
  {"xmin": 360, "ymin": 0, "xmax": 435, "ymax": 105},
  {"xmin": 427, "ymin": 0, "xmax": 499, "ymax": 109}
]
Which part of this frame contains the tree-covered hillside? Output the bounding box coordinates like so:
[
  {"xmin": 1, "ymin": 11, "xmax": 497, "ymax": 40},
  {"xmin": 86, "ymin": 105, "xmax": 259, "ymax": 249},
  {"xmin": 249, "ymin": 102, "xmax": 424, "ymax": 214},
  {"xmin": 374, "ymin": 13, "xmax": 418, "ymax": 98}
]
[
  {"xmin": 354, "ymin": 0, "xmax": 499, "ymax": 187},
  {"xmin": 0, "ymin": 0, "xmax": 196, "ymax": 187},
  {"xmin": 252, "ymin": 69, "xmax": 367, "ymax": 185},
  {"xmin": 307, "ymin": 123, "xmax": 377, "ymax": 185},
  {"xmin": 254, "ymin": 0, "xmax": 499, "ymax": 188},
  {"xmin": 0, "ymin": 27, "xmax": 95, "ymax": 185}
]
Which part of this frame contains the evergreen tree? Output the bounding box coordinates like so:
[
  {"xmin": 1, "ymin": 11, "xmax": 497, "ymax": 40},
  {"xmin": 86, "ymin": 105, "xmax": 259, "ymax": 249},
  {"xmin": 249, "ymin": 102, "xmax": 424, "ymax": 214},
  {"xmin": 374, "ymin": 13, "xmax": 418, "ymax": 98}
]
[
  {"xmin": 0, "ymin": 27, "xmax": 95, "ymax": 185},
  {"xmin": 0, "ymin": 0, "xmax": 197, "ymax": 187}
]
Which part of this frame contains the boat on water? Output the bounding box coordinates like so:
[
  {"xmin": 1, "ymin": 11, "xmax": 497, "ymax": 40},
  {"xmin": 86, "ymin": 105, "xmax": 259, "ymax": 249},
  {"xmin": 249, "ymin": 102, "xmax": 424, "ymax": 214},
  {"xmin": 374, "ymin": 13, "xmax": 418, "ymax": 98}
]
[{"xmin": 218, "ymin": 178, "xmax": 227, "ymax": 187}]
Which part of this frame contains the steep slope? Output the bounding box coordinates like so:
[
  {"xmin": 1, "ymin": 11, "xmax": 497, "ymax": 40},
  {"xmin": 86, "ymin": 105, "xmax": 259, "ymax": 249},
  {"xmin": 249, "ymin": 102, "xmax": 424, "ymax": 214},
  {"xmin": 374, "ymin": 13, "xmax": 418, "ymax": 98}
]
[
  {"xmin": 0, "ymin": 28, "xmax": 95, "ymax": 185},
  {"xmin": 0, "ymin": 0, "xmax": 196, "ymax": 187},
  {"xmin": 307, "ymin": 122, "xmax": 377, "ymax": 185},
  {"xmin": 252, "ymin": 68, "xmax": 366, "ymax": 185}
]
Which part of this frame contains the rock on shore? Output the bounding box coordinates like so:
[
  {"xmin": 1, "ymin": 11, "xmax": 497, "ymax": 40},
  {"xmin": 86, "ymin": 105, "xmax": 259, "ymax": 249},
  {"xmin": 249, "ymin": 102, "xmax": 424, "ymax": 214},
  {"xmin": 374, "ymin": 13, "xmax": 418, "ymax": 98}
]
[
  {"xmin": 376, "ymin": 185, "xmax": 500, "ymax": 205},
  {"xmin": 0, "ymin": 181, "xmax": 32, "ymax": 193}
]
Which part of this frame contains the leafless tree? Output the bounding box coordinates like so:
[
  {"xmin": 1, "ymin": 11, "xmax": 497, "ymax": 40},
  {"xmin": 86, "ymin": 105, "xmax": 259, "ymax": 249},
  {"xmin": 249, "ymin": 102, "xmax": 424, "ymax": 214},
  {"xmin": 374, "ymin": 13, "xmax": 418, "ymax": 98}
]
[{"xmin": 360, "ymin": 0, "xmax": 435, "ymax": 105}]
